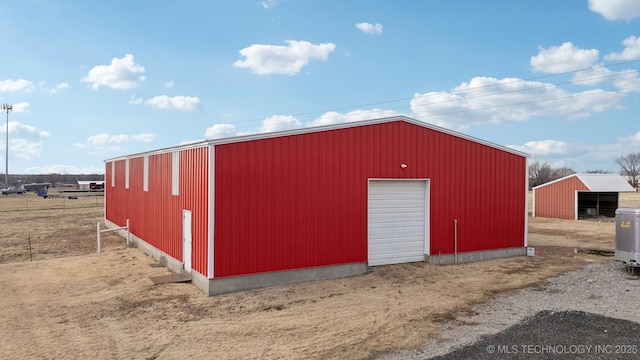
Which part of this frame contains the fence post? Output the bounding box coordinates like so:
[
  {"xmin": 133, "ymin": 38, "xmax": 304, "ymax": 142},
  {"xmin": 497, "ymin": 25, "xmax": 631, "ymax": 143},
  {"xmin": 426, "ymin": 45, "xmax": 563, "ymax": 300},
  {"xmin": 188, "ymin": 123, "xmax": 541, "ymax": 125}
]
[
  {"xmin": 97, "ymin": 219, "xmax": 130, "ymax": 253},
  {"xmin": 97, "ymin": 222, "xmax": 101, "ymax": 253}
]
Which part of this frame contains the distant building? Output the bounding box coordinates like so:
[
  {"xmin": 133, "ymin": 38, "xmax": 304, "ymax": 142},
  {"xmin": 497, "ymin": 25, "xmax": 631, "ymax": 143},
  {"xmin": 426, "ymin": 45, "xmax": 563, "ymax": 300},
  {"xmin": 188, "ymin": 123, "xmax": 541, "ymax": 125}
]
[
  {"xmin": 23, "ymin": 183, "xmax": 52, "ymax": 192},
  {"xmin": 77, "ymin": 180, "xmax": 105, "ymax": 191},
  {"xmin": 533, "ymin": 173, "xmax": 636, "ymax": 220}
]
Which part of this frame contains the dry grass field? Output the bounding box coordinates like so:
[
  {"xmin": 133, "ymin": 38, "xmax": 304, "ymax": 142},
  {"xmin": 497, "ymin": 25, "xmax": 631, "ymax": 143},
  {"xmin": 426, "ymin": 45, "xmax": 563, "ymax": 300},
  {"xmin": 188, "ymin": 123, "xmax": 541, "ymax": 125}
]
[
  {"xmin": 1, "ymin": 191, "xmax": 639, "ymax": 359},
  {"xmin": 0, "ymin": 191, "xmax": 120, "ymax": 263}
]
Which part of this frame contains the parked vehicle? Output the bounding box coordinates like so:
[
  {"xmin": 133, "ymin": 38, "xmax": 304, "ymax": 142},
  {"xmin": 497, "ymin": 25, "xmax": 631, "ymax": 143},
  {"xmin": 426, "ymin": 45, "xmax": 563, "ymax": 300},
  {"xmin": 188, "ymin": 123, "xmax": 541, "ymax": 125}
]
[
  {"xmin": 1, "ymin": 187, "xmax": 26, "ymax": 195},
  {"xmin": 35, "ymin": 187, "xmax": 49, "ymax": 198}
]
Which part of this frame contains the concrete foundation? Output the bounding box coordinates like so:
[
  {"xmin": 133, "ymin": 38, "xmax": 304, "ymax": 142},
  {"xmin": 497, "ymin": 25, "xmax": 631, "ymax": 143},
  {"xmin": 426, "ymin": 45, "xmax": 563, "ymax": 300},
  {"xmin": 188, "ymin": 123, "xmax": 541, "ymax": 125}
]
[
  {"xmin": 104, "ymin": 219, "xmax": 187, "ymax": 277},
  {"xmin": 105, "ymin": 220, "xmax": 526, "ymax": 295},
  {"xmin": 425, "ymin": 247, "xmax": 527, "ymax": 265},
  {"xmin": 203, "ymin": 263, "xmax": 369, "ymax": 295},
  {"xmin": 104, "ymin": 220, "xmax": 368, "ymax": 295}
]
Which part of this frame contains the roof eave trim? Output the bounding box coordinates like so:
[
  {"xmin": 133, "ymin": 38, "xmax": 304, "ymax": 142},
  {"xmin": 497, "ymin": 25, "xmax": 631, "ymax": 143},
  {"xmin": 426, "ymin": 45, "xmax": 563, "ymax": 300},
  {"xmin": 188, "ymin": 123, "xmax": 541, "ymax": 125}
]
[{"xmin": 105, "ymin": 115, "xmax": 529, "ymax": 162}]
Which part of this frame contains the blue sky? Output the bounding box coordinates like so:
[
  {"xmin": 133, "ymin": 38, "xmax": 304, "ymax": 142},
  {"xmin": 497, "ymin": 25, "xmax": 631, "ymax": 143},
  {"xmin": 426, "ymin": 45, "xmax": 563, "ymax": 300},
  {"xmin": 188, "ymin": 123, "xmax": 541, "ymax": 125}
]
[{"xmin": 1, "ymin": 0, "xmax": 640, "ymax": 175}]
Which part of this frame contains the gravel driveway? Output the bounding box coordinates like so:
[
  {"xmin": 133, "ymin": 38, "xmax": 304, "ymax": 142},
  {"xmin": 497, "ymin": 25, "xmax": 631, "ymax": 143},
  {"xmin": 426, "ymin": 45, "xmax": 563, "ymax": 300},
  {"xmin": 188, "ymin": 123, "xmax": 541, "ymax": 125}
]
[{"xmin": 377, "ymin": 261, "xmax": 640, "ymax": 359}]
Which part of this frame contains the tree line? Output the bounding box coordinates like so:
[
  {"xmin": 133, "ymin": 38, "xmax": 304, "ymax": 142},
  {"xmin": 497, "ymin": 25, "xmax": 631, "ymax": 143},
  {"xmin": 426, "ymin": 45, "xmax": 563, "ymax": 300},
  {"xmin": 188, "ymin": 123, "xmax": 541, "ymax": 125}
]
[
  {"xmin": 3, "ymin": 173, "xmax": 104, "ymax": 188},
  {"xmin": 529, "ymin": 152, "xmax": 640, "ymax": 189}
]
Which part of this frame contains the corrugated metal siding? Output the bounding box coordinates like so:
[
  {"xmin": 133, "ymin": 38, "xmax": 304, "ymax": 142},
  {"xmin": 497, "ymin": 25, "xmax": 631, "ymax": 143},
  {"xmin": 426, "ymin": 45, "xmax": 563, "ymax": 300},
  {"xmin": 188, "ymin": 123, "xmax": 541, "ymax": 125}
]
[
  {"xmin": 214, "ymin": 120, "xmax": 527, "ymax": 277},
  {"xmin": 104, "ymin": 146, "xmax": 210, "ymax": 277},
  {"xmin": 179, "ymin": 147, "xmax": 209, "ymax": 275},
  {"xmin": 105, "ymin": 160, "xmax": 128, "ymax": 226},
  {"xmin": 534, "ymin": 176, "xmax": 588, "ymax": 219}
]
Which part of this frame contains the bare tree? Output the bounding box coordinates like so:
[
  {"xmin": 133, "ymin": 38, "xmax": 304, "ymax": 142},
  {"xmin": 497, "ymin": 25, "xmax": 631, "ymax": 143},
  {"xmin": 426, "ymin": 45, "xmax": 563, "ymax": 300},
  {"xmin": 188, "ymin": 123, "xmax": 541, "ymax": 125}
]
[
  {"xmin": 528, "ymin": 160, "xmax": 576, "ymax": 188},
  {"xmin": 550, "ymin": 167, "xmax": 575, "ymax": 181},
  {"xmin": 616, "ymin": 152, "xmax": 640, "ymax": 190},
  {"xmin": 529, "ymin": 159, "xmax": 552, "ymax": 188}
]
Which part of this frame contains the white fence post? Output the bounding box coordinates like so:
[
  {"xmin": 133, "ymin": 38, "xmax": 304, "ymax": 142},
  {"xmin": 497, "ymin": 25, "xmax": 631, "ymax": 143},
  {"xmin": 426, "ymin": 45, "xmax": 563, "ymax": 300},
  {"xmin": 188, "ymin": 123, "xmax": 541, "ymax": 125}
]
[{"xmin": 97, "ymin": 219, "xmax": 130, "ymax": 253}]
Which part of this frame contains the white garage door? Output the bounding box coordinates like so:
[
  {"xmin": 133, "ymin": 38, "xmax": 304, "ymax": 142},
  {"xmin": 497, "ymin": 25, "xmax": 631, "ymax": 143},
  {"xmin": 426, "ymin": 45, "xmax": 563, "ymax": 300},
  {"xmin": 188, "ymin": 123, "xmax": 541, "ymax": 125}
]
[{"xmin": 368, "ymin": 180, "xmax": 428, "ymax": 266}]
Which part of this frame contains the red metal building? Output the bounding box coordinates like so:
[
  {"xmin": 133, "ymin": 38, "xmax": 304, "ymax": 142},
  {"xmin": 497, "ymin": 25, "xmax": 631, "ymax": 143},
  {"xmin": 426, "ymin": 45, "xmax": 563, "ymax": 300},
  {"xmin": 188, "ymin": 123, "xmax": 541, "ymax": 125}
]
[
  {"xmin": 105, "ymin": 116, "xmax": 529, "ymax": 295},
  {"xmin": 533, "ymin": 173, "xmax": 635, "ymax": 220}
]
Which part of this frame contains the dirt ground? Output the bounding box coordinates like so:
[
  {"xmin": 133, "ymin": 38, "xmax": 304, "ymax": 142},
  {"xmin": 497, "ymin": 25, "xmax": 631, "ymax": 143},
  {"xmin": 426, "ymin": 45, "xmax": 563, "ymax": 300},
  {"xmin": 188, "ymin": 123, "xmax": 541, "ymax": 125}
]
[{"xmin": 1, "ymin": 191, "xmax": 639, "ymax": 360}]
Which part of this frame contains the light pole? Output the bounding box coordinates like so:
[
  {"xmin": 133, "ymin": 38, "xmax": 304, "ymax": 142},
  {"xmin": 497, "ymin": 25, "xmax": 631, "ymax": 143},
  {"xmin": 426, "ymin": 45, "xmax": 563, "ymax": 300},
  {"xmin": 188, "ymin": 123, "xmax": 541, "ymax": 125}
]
[{"xmin": 1, "ymin": 103, "xmax": 11, "ymax": 188}]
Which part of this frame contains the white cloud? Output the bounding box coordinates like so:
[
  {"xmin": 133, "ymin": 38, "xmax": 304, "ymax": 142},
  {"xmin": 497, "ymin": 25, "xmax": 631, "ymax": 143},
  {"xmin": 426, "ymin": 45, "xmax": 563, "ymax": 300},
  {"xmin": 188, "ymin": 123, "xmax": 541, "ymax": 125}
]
[
  {"xmin": 164, "ymin": 80, "xmax": 174, "ymax": 88},
  {"xmin": 509, "ymin": 139, "xmax": 575, "ymax": 156},
  {"xmin": 570, "ymin": 65, "xmax": 640, "ymax": 93},
  {"xmin": 129, "ymin": 96, "xmax": 143, "ymax": 105},
  {"xmin": 0, "ymin": 121, "xmax": 51, "ymax": 161},
  {"xmin": 610, "ymin": 69, "xmax": 640, "ymax": 93},
  {"xmin": 145, "ymin": 95, "xmax": 200, "ymax": 111},
  {"xmin": 72, "ymin": 142, "xmax": 120, "ymax": 154},
  {"xmin": 51, "ymin": 82, "xmax": 71, "ymax": 94},
  {"xmin": 86, "ymin": 132, "xmax": 155, "ymax": 146},
  {"xmin": 8, "ymin": 138, "xmax": 45, "ymax": 160},
  {"xmin": 605, "ymin": 36, "xmax": 640, "ymax": 61},
  {"xmin": 509, "ymin": 133, "xmax": 640, "ymax": 172},
  {"xmin": 4, "ymin": 122, "xmax": 51, "ymax": 138},
  {"xmin": 0, "ymin": 79, "xmax": 34, "ymax": 92},
  {"xmin": 77, "ymin": 132, "xmax": 154, "ymax": 155},
  {"xmin": 355, "ymin": 22, "xmax": 383, "ymax": 35},
  {"xmin": 259, "ymin": 115, "xmax": 302, "ymax": 132},
  {"xmin": 205, "ymin": 116, "xmax": 302, "ymax": 139},
  {"xmin": 571, "ymin": 66, "xmax": 612, "ymax": 86},
  {"xmin": 619, "ymin": 130, "xmax": 640, "ymax": 144},
  {"xmin": 310, "ymin": 109, "xmax": 399, "ymax": 127},
  {"xmin": 2, "ymin": 102, "xmax": 31, "ymax": 113},
  {"xmin": 82, "ymin": 54, "xmax": 146, "ymax": 90},
  {"xmin": 261, "ymin": 0, "xmax": 277, "ymax": 9},
  {"xmin": 131, "ymin": 133, "xmax": 155, "ymax": 142},
  {"xmin": 531, "ymin": 42, "xmax": 599, "ymax": 73},
  {"xmin": 409, "ymin": 77, "xmax": 623, "ymax": 130},
  {"xmin": 39, "ymin": 81, "xmax": 71, "ymax": 94},
  {"xmin": 589, "ymin": 0, "xmax": 640, "ymax": 20},
  {"xmin": 233, "ymin": 40, "xmax": 336, "ymax": 75},
  {"xmin": 205, "ymin": 123, "xmax": 237, "ymax": 139}
]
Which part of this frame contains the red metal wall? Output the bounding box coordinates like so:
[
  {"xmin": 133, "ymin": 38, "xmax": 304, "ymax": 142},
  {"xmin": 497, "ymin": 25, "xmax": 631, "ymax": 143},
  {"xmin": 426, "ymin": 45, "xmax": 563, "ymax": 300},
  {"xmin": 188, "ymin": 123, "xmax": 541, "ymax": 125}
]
[
  {"xmin": 534, "ymin": 176, "xmax": 588, "ymax": 219},
  {"xmin": 213, "ymin": 120, "xmax": 527, "ymax": 277},
  {"xmin": 180, "ymin": 147, "xmax": 210, "ymax": 274},
  {"xmin": 105, "ymin": 146, "xmax": 210, "ymax": 276}
]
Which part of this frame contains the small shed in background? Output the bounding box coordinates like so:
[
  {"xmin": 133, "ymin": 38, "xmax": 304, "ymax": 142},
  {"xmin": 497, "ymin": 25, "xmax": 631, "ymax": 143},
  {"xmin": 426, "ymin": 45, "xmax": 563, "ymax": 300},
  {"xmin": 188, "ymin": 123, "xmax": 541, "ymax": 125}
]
[
  {"xmin": 23, "ymin": 182, "xmax": 52, "ymax": 192},
  {"xmin": 77, "ymin": 180, "xmax": 105, "ymax": 191},
  {"xmin": 533, "ymin": 173, "xmax": 635, "ymax": 220}
]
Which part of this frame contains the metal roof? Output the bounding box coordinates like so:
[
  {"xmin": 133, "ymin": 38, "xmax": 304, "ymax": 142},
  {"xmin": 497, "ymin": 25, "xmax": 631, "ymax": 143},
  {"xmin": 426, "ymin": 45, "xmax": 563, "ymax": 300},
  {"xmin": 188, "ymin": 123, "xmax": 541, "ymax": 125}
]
[
  {"xmin": 576, "ymin": 173, "xmax": 635, "ymax": 192},
  {"xmin": 534, "ymin": 173, "xmax": 635, "ymax": 192},
  {"xmin": 105, "ymin": 115, "xmax": 530, "ymax": 162}
]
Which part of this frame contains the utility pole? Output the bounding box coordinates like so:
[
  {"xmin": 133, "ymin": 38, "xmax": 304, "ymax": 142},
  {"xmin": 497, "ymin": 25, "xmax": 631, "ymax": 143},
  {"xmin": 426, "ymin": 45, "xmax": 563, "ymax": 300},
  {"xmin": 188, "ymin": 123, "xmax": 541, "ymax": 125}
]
[{"xmin": 1, "ymin": 103, "xmax": 12, "ymax": 188}]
